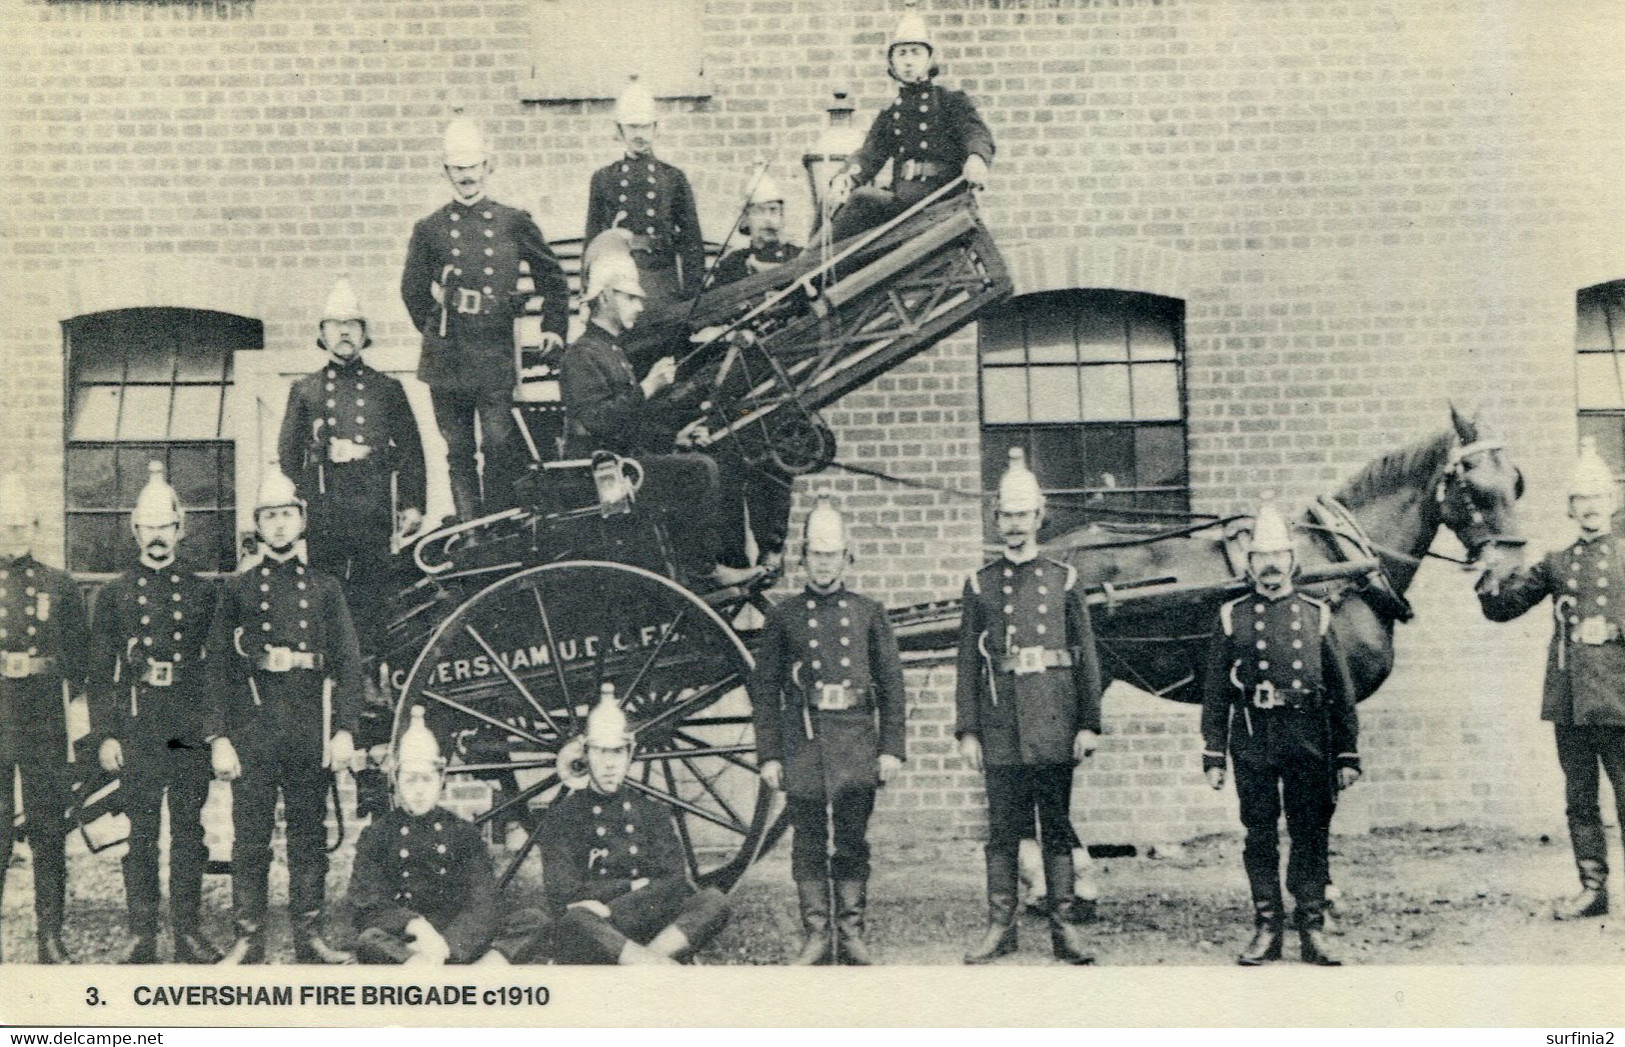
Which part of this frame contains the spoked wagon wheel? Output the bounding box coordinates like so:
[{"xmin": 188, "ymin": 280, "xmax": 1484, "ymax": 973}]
[{"xmin": 391, "ymin": 560, "xmax": 782, "ymax": 892}]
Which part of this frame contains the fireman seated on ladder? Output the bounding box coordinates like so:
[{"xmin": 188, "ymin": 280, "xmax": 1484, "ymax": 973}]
[{"xmin": 559, "ymin": 236, "xmax": 769, "ymax": 590}]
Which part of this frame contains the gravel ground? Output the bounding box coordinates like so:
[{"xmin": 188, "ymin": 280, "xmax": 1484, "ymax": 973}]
[{"xmin": 5, "ymin": 823, "xmax": 1622, "ymax": 965}]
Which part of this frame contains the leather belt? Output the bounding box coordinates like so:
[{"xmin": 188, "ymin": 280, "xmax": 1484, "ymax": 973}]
[
  {"xmin": 996, "ymin": 647, "xmax": 1074, "ymax": 676},
  {"xmin": 1572, "ymin": 616, "xmax": 1623, "ymax": 646},
  {"xmin": 327, "ymin": 438, "xmax": 372, "ymax": 463},
  {"xmin": 1, "ymin": 652, "xmax": 55, "ymax": 679},
  {"xmin": 809, "ymin": 682, "xmax": 869, "ymax": 712},
  {"xmin": 254, "ymin": 647, "xmax": 324, "ymax": 673},
  {"xmin": 1249, "ymin": 681, "xmax": 1312, "ymax": 710},
  {"xmin": 897, "ymin": 159, "xmax": 944, "ymax": 182}
]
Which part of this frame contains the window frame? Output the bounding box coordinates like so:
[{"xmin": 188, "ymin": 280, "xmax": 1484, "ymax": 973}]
[
  {"xmin": 977, "ymin": 288, "xmax": 1192, "ymax": 532},
  {"xmin": 1576, "ymin": 279, "xmax": 1625, "ymax": 489}
]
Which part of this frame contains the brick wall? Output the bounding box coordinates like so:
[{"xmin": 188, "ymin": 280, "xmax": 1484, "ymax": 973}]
[{"xmin": 5, "ymin": 0, "xmax": 1624, "ymax": 849}]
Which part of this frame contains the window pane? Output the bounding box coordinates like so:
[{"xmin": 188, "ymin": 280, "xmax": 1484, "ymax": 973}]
[
  {"xmin": 1130, "ymin": 314, "xmax": 1179, "ymax": 360},
  {"xmin": 124, "ymin": 336, "xmax": 177, "ymax": 383},
  {"xmin": 1131, "ymin": 363, "xmax": 1183, "ymax": 420},
  {"xmin": 1081, "ymin": 364, "xmax": 1133, "ymax": 421},
  {"xmin": 1577, "ymin": 299, "xmax": 1614, "ymax": 350},
  {"xmin": 66, "ymin": 447, "xmax": 118, "ymax": 511},
  {"xmin": 1578, "ymin": 415, "xmax": 1625, "ymax": 478},
  {"xmin": 175, "ymin": 340, "xmax": 230, "ymax": 382},
  {"xmin": 184, "ymin": 510, "xmax": 236, "ymax": 573},
  {"xmin": 118, "ymin": 386, "xmax": 172, "ymax": 439},
  {"xmin": 1029, "ymin": 428, "xmax": 1088, "ymax": 490},
  {"xmin": 1577, "ymin": 353, "xmax": 1625, "ymax": 411},
  {"xmin": 74, "ymin": 342, "xmax": 125, "ymax": 384},
  {"xmin": 66, "ymin": 514, "xmax": 123, "ymax": 574},
  {"xmin": 170, "ymin": 386, "xmax": 224, "ymax": 440},
  {"xmin": 982, "ymin": 368, "xmax": 1028, "ymax": 424},
  {"xmin": 1607, "ymin": 293, "xmax": 1625, "ymax": 350},
  {"xmin": 1136, "ymin": 425, "xmax": 1189, "ymax": 489},
  {"xmin": 1083, "ymin": 427, "xmax": 1136, "ymax": 490},
  {"xmin": 978, "ymin": 311, "xmax": 1025, "ymax": 366},
  {"xmin": 1138, "ymin": 490, "xmax": 1189, "ymax": 513},
  {"xmin": 169, "ymin": 445, "xmax": 226, "ymax": 509},
  {"xmin": 1026, "ymin": 307, "xmax": 1077, "ymax": 364},
  {"xmin": 1029, "ymin": 366, "xmax": 1082, "ymax": 422},
  {"xmin": 1076, "ymin": 310, "xmax": 1127, "ymax": 363},
  {"xmin": 70, "ymin": 387, "xmax": 123, "ymax": 441}
]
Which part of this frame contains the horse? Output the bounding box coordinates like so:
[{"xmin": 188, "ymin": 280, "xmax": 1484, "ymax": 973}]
[
  {"xmin": 1051, "ymin": 404, "xmax": 1526, "ymax": 706},
  {"xmin": 1014, "ymin": 405, "xmax": 1526, "ymax": 912}
]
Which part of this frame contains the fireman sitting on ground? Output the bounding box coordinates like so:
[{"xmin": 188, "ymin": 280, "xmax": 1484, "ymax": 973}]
[
  {"xmin": 560, "ymin": 240, "xmax": 759, "ymax": 588},
  {"xmin": 346, "ymin": 706, "xmax": 546, "ymax": 965},
  {"xmin": 540, "ymin": 688, "xmax": 731, "ymax": 964}
]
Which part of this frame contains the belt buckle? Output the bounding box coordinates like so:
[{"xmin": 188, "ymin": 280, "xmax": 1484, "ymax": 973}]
[
  {"xmin": 1012, "ymin": 646, "xmax": 1045, "ymax": 676},
  {"xmin": 454, "ymin": 287, "xmax": 483, "ymax": 316},
  {"xmin": 146, "ymin": 661, "xmax": 174, "ymax": 687},
  {"xmin": 329, "ymin": 438, "xmax": 359, "ymax": 463},
  {"xmin": 1251, "ymin": 680, "xmax": 1283, "ymax": 709},
  {"xmin": 816, "ymin": 683, "xmax": 855, "ymax": 711},
  {"xmin": 264, "ymin": 646, "xmax": 292, "ymax": 673},
  {"xmin": 1, "ymin": 652, "xmax": 28, "ymax": 679},
  {"xmin": 1577, "ymin": 616, "xmax": 1613, "ymax": 646}
]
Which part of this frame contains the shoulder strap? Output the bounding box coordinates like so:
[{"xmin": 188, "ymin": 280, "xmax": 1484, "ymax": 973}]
[
  {"xmin": 1218, "ymin": 596, "xmax": 1243, "ymax": 637},
  {"xmin": 1300, "ymin": 594, "xmax": 1333, "ymax": 636}
]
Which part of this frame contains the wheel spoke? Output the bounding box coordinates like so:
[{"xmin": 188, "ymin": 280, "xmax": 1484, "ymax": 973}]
[
  {"xmin": 462, "ymin": 623, "xmax": 561, "ymax": 736},
  {"xmin": 635, "ymin": 742, "xmax": 755, "ymax": 762},
  {"xmin": 530, "ymin": 580, "xmax": 578, "ymax": 732},
  {"xmin": 634, "ymin": 674, "xmax": 743, "ymax": 738},
  {"xmin": 451, "ymin": 758, "xmax": 557, "ymax": 775},
  {"xmin": 497, "ymin": 805, "xmax": 551, "ymax": 892},
  {"xmin": 662, "ymin": 759, "xmax": 701, "ymax": 882},
  {"xmin": 672, "ymin": 728, "xmax": 760, "ymax": 773},
  {"xmin": 681, "ymin": 714, "xmax": 756, "ymax": 727},
  {"xmin": 621, "ymin": 608, "xmax": 687, "ymax": 706},
  {"xmin": 472, "ymin": 772, "xmax": 560, "ymax": 828},
  {"xmin": 625, "ymin": 778, "xmax": 749, "ymax": 835},
  {"xmin": 421, "ymin": 688, "xmax": 552, "ymax": 748},
  {"xmin": 677, "ymin": 752, "xmax": 745, "ymax": 829}
]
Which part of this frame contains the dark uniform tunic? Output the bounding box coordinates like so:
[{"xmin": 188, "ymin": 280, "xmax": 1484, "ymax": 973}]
[
  {"xmin": 955, "ymin": 554, "xmax": 1102, "ymax": 856},
  {"xmin": 346, "ymin": 806, "xmax": 498, "ymax": 964},
  {"xmin": 206, "ymin": 554, "xmax": 362, "ymax": 927},
  {"xmin": 559, "ymin": 323, "xmax": 723, "ymax": 579},
  {"xmin": 88, "ymin": 563, "xmax": 216, "ymax": 939},
  {"xmin": 278, "ymin": 356, "xmax": 425, "ymax": 661},
  {"xmin": 712, "ymin": 242, "xmax": 802, "ymax": 288},
  {"xmin": 585, "ymin": 157, "xmax": 705, "ymax": 304},
  {"xmin": 1201, "ymin": 591, "xmax": 1359, "ymax": 918},
  {"xmin": 541, "ymin": 785, "xmax": 729, "ymax": 964},
  {"xmin": 400, "ymin": 197, "xmax": 569, "ymax": 515},
  {"xmin": 0, "ymin": 554, "xmax": 89, "ymax": 946},
  {"xmin": 831, "ymin": 79, "xmax": 995, "ymax": 241},
  {"xmin": 748, "ymin": 584, "xmax": 907, "ymax": 882},
  {"xmin": 1479, "ymin": 530, "xmax": 1625, "ymax": 882}
]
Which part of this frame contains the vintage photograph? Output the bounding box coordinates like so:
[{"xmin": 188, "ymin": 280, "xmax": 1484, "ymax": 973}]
[{"xmin": 1, "ymin": 0, "xmax": 1624, "ymax": 1028}]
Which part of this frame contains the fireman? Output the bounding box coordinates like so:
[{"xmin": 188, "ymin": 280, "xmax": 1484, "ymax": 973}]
[
  {"xmin": 713, "ymin": 168, "xmax": 803, "ymax": 287},
  {"xmin": 208, "ymin": 471, "xmax": 363, "ymax": 964},
  {"xmin": 89, "ymin": 462, "xmax": 222, "ymax": 964},
  {"xmin": 955, "ymin": 449, "xmax": 1102, "ymax": 965}
]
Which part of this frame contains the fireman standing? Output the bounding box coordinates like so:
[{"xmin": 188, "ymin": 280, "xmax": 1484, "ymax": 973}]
[
  {"xmin": 89, "ymin": 463, "xmax": 222, "ymax": 964},
  {"xmin": 748, "ymin": 497, "xmax": 907, "ymax": 964},
  {"xmin": 955, "ymin": 449, "xmax": 1101, "ymax": 965}
]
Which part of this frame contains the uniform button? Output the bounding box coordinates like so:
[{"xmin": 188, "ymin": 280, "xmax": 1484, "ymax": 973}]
[
  {"xmin": 1038, "ymin": 586, "xmax": 1048, "ymax": 596},
  {"xmin": 173, "ymin": 610, "xmax": 182, "ymax": 620},
  {"xmin": 808, "ymin": 639, "xmax": 819, "ymax": 648},
  {"xmin": 646, "ymin": 209, "xmax": 656, "ymax": 217},
  {"xmin": 1570, "ymin": 616, "xmax": 1581, "ymax": 626},
  {"xmin": 300, "ymin": 620, "xmax": 308, "ymax": 629},
  {"xmin": 1258, "ymin": 661, "xmax": 1269, "ymax": 670},
  {"xmin": 1004, "ymin": 605, "xmax": 1014, "ymax": 614},
  {"xmin": 483, "ymin": 267, "xmax": 493, "ymax": 276},
  {"xmin": 920, "ymin": 105, "xmax": 929, "ymax": 113},
  {"xmin": 841, "ymin": 657, "xmax": 851, "ymax": 667},
  {"xmin": 299, "ymin": 600, "xmax": 308, "ymax": 609},
  {"xmin": 1003, "ymin": 586, "xmax": 1013, "ymax": 595},
  {"xmin": 173, "ymin": 631, "xmax": 182, "ymax": 641},
  {"xmin": 449, "ymin": 212, "xmax": 459, "ymax": 221},
  {"xmin": 623, "ymin": 801, "xmax": 631, "ymax": 811},
  {"xmin": 1003, "ymin": 568, "xmax": 1012, "ymax": 579},
  {"xmin": 259, "ymin": 584, "xmax": 269, "ymax": 593},
  {"xmin": 452, "ymin": 267, "xmax": 463, "ymax": 277},
  {"xmin": 483, "ymin": 229, "xmax": 494, "ymax": 238},
  {"xmin": 141, "ymin": 615, "xmax": 151, "ymax": 625},
  {"xmin": 621, "ymin": 180, "xmax": 630, "ymax": 187},
  {"xmin": 806, "ymin": 600, "xmax": 816, "ymax": 610},
  {"xmin": 1037, "ymin": 605, "xmax": 1047, "ymax": 614},
  {"xmin": 840, "ymin": 618, "xmax": 850, "ymax": 627},
  {"xmin": 593, "ymin": 806, "xmax": 602, "ymax": 815},
  {"xmin": 1290, "ymin": 621, "xmax": 1301, "ymax": 631},
  {"xmin": 808, "ymin": 619, "xmax": 818, "ymax": 629},
  {"xmin": 1292, "ymin": 639, "xmax": 1303, "ymax": 649},
  {"xmin": 325, "ymin": 382, "xmax": 335, "ymax": 392},
  {"xmin": 137, "ymin": 577, "xmax": 147, "ymax": 587},
  {"xmin": 1292, "ymin": 660, "xmax": 1304, "ymax": 670},
  {"xmin": 1254, "ymin": 621, "xmax": 1266, "ymax": 631},
  {"xmin": 485, "ymin": 247, "xmax": 494, "ymax": 256},
  {"xmin": 481, "ymin": 290, "xmax": 491, "ymax": 297},
  {"xmin": 452, "ymin": 248, "xmax": 461, "ymax": 257},
  {"xmin": 1599, "ymin": 596, "xmax": 1609, "ymax": 606},
  {"xmin": 1600, "ymin": 577, "xmax": 1610, "ymax": 588},
  {"xmin": 629, "ymin": 845, "xmax": 638, "ymax": 855},
  {"xmin": 450, "ymin": 229, "xmax": 460, "ymax": 238},
  {"xmin": 139, "ymin": 635, "xmax": 149, "ymax": 644},
  {"xmin": 1254, "ymin": 604, "xmax": 1265, "ymax": 613},
  {"xmin": 400, "ymin": 825, "xmax": 410, "ymax": 835},
  {"xmin": 326, "ymin": 399, "xmax": 336, "ymax": 408},
  {"xmin": 436, "ymin": 843, "xmax": 446, "ymax": 853},
  {"xmin": 596, "ymin": 826, "xmax": 606, "ymax": 836},
  {"xmin": 261, "ymin": 568, "xmax": 271, "ymax": 577},
  {"xmin": 298, "ymin": 641, "xmax": 308, "ymax": 651},
  {"xmin": 920, "ymin": 122, "xmax": 929, "ymax": 130},
  {"xmin": 1569, "ymin": 578, "xmax": 1580, "ymax": 589},
  {"xmin": 1292, "ymin": 679, "xmax": 1302, "ymax": 689},
  {"xmin": 1256, "ymin": 640, "xmax": 1267, "ymax": 650},
  {"xmin": 920, "ymin": 141, "xmax": 929, "ymax": 149},
  {"xmin": 400, "ymin": 848, "xmax": 410, "ymax": 858},
  {"xmin": 840, "ymin": 637, "xmax": 850, "ymax": 646},
  {"xmin": 261, "ymin": 622, "xmax": 271, "ymax": 631},
  {"xmin": 482, "ymin": 211, "xmax": 492, "ymax": 220},
  {"xmin": 1036, "ymin": 624, "xmax": 1048, "ymax": 634},
  {"xmin": 838, "ymin": 600, "xmax": 847, "ymax": 609},
  {"xmin": 172, "ymin": 592, "xmax": 181, "ymax": 601}
]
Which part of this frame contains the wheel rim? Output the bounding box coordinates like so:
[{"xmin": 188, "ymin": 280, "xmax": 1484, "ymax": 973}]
[{"xmin": 393, "ymin": 560, "xmax": 777, "ymax": 892}]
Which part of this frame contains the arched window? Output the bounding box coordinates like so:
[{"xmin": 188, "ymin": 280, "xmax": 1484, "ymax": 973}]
[
  {"xmin": 64, "ymin": 308, "xmax": 261, "ymax": 574},
  {"xmin": 1577, "ymin": 279, "xmax": 1625, "ymax": 479},
  {"xmin": 978, "ymin": 289, "xmax": 1189, "ymax": 539}
]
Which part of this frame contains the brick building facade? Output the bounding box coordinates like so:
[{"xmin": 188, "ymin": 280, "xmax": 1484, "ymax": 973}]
[{"xmin": 3, "ymin": 0, "xmax": 1623, "ymax": 850}]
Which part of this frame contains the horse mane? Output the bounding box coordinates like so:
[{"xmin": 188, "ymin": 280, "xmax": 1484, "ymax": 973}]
[{"xmin": 1332, "ymin": 428, "xmax": 1457, "ymax": 508}]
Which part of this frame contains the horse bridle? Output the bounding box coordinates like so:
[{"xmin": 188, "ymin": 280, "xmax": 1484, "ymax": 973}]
[{"xmin": 1435, "ymin": 439, "xmax": 1526, "ymax": 561}]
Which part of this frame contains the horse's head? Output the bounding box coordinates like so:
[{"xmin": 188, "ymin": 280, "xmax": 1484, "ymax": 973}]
[{"xmin": 1436, "ymin": 404, "xmax": 1526, "ymax": 563}]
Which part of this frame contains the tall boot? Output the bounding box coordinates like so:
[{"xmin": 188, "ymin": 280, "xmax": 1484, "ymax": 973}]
[
  {"xmin": 450, "ymin": 476, "xmax": 481, "ymax": 524},
  {"xmin": 1237, "ymin": 900, "xmax": 1284, "ymax": 966},
  {"xmin": 963, "ymin": 848, "xmax": 1019, "ymax": 965},
  {"xmin": 173, "ymin": 923, "xmax": 223, "ymax": 965},
  {"xmin": 37, "ymin": 931, "xmax": 72, "ymax": 964},
  {"xmin": 835, "ymin": 880, "xmax": 874, "ymax": 966},
  {"xmin": 789, "ymin": 881, "xmax": 834, "ymax": 965},
  {"xmin": 218, "ymin": 920, "xmax": 265, "ymax": 965},
  {"xmin": 1043, "ymin": 852, "xmax": 1095, "ymax": 965},
  {"xmin": 293, "ymin": 911, "xmax": 355, "ymax": 965},
  {"xmin": 1553, "ymin": 859, "xmax": 1609, "ymax": 920},
  {"xmin": 1297, "ymin": 905, "xmax": 1343, "ymax": 966}
]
